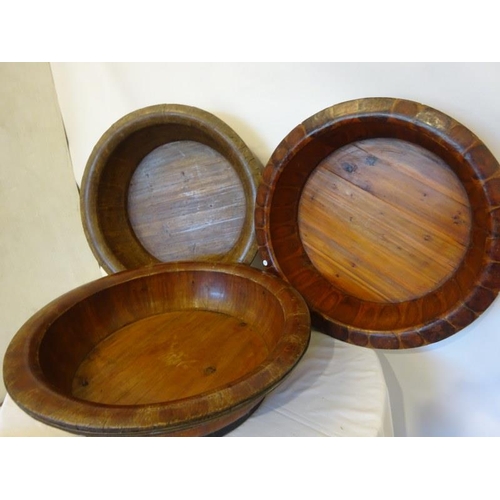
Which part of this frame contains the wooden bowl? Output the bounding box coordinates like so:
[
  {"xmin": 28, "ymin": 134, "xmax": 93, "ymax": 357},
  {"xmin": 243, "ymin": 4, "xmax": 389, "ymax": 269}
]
[
  {"xmin": 3, "ymin": 262, "xmax": 310, "ymax": 436},
  {"xmin": 256, "ymin": 98, "xmax": 500, "ymax": 349},
  {"xmin": 81, "ymin": 105, "xmax": 262, "ymax": 274}
]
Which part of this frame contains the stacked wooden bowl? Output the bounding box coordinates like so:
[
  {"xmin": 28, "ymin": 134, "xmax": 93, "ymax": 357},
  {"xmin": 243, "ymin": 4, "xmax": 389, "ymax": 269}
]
[{"xmin": 4, "ymin": 98, "xmax": 500, "ymax": 436}]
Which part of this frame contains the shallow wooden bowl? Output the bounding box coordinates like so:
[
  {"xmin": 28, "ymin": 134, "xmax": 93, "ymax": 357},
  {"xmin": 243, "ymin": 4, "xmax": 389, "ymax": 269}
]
[
  {"xmin": 81, "ymin": 105, "xmax": 262, "ymax": 274},
  {"xmin": 3, "ymin": 262, "xmax": 310, "ymax": 436},
  {"xmin": 256, "ymin": 98, "xmax": 500, "ymax": 349}
]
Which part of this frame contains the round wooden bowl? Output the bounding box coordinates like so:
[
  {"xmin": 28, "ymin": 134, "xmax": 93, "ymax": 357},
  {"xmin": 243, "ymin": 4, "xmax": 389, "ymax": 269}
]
[
  {"xmin": 81, "ymin": 105, "xmax": 262, "ymax": 274},
  {"xmin": 256, "ymin": 98, "xmax": 500, "ymax": 349},
  {"xmin": 3, "ymin": 262, "xmax": 310, "ymax": 436}
]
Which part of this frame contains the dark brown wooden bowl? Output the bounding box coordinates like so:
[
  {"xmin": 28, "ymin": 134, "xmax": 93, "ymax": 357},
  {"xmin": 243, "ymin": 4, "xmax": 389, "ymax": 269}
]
[
  {"xmin": 256, "ymin": 98, "xmax": 500, "ymax": 349},
  {"xmin": 81, "ymin": 105, "xmax": 262, "ymax": 274},
  {"xmin": 3, "ymin": 262, "xmax": 310, "ymax": 436}
]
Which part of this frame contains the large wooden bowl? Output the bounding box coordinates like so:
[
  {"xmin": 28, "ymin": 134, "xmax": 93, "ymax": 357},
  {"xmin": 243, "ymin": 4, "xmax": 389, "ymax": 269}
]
[
  {"xmin": 3, "ymin": 262, "xmax": 310, "ymax": 436},
  {"xmin": 81, "ymin": 105, "xmax": 262, "ymax": 274},
  {"xmin": 256, "ymin": 98, "xmax": 500, "ymax": 349}
]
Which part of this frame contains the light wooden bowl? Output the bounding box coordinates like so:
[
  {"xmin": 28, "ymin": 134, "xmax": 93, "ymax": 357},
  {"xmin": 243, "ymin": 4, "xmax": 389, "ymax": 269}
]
[
  {"xmin": 3, "ymin": 262, "xmax": 310, "ymax": 436},
  {"xmin": 81, "ymin": 105, "xmax": 262, "ymax": 274},
  {"xmin": 256, "ymin": 98, "xmax": 500, "ymax": 349}
]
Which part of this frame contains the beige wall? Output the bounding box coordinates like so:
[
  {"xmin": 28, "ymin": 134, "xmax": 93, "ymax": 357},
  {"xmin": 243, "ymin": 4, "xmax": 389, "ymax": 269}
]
[{"xmin": 0, "ymin": 63, "xmax": 101, "ymax": 400}]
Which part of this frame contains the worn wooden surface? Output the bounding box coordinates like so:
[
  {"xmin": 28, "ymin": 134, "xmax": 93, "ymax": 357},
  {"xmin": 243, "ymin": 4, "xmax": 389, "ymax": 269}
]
[
  {"xmin": 299, "ymin": 138, "xmax": 471, "ymax": 303},
  {"xmin": 3, "ymin": 262, "xmax": 310, "ymax": 436},
  {"xmin": 256, "ymin": 97, "xmax": 500, "ymax": 349},
  {"xmin": 72, "ymin": 310, "xmax": 270, "ymax": 405},
  {"xmin": 128, "ymin": 141, "xmax": 246, "ymax": 262},
  {"xmin": 81, "ymin": 105, "xmax": 262, "ymax": 273}
]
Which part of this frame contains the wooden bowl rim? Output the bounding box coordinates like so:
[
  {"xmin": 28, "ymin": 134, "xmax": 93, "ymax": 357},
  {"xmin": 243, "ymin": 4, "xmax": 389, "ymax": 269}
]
[
  {"xmin": 256, "ymin": 97, "xmax": 500, "ymax": 349},
  {"xmin": 3, "ymin": 262, "xmax": 310, "ymax": 436},
  {"xmin": 81, "ymin": 104, "xmax": 262, "ymax": 274}
]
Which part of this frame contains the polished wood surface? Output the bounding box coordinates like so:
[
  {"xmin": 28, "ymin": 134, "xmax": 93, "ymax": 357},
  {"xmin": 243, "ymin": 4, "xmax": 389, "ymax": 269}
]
[
  {"xmin": 3, "ymin": 262, "xmax": 310, "ymax": 436},
  {"xmin": 299, "ymin": 138, "xmax": 471, "ymax": 302},
  {"xmin": 256, "ymin": 98, "xmax": 500, "ymax": 349},
  {"xmin": 81, "ymin": 105, "xmax": 262, "ymax": 273},
  {"xmin": 72, "ymin": 310, "xmax": 270, "ymax": 405}
]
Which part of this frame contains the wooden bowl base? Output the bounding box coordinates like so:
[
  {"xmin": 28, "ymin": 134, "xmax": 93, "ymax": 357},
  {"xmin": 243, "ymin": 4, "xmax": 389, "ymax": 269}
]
[
  {"xmin": 128, "ymin": 140, "xmax": 246, "ymax": 262},
  {"xmin": 299, "ymin": 138, "xmax": 471, "ymax": 303},
  {"xmin": 206, "ymin": 399, "xmax": 263, "ymax": 436},
  {"xmin": 71, "ymin": 310, "xmax": 269, "ymax": 405}
]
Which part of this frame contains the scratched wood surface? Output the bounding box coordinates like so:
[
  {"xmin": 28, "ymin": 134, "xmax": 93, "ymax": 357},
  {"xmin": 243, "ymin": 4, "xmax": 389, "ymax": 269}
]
[
  {"xmin": 72, "ymin": 310, "xmax": 269, "ymax": 405},
  {"xmin": 299, "ymin": 138, "xmax": 471, "ymax": 303},
  {"xmin": 3, "ymin": 262, "xmax": 310, "ymax": 436},
  {"xmin": 128, "ymin": 140, "xmax": 246, "ymax": 262}
]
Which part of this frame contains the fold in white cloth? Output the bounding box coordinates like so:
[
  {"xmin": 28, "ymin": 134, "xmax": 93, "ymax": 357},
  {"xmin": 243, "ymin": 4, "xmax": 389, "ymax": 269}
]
[{"xmin": 0, "ymin": 331, "xmax": 393, "ymax": 437}]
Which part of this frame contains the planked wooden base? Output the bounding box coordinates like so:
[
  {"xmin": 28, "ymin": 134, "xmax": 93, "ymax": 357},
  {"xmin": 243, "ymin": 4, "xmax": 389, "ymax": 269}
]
[
  {"xmin": 72, "ymin": 310, "xmax": 269, "ymax": 405},
  {"xmin": 128, "ymin": 141, "xmax": 246, "ymax": 262},
  {"xmin": 299, "ymin": 138, "xmax": 471, "ymax": 303}
]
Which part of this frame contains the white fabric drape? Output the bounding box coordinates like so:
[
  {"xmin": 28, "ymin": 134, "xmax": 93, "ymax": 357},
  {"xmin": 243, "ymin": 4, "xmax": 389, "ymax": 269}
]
[{"xmin": 0, "ymin": 331, "xmax": 393, "ymax": 437}]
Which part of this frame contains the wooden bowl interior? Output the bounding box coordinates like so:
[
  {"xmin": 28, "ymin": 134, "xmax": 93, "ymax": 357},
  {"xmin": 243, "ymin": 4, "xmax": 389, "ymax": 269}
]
[
  {"xmin": 298, "ymin": 137, "xmax": 472, "ymax": 303},
  {"xmin": 86, "ymin": 113, "xmax": 259, "ymax": 272},
  {"xmin": 127, "ymin": 140, "xmax": 245, "ymax": 262},
  {"xmin": 269, "ymin": 117, "xmax": 483, "ymax": 331},
  {"xmin": 38, "ymin": 269, "xmax": 285, "ymax": 406},
  {"xmin": 96, "ymin": 123, "xmax": 253, "ymax": 269},
  {"xmin": 257, "ymin": 101, "xmax": 500, "ymax": 348}
]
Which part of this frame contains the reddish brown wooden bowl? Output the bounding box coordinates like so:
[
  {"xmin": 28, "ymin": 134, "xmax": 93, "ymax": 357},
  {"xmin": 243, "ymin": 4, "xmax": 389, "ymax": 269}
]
[
  {"xmin": 256, "ymin": 98, "xmax": 500, "ymax": 349},
  {"xmin": 3, "ymin": 262, "xmax": 310, "ymax": 436},
  {"xmin": 81, "ymin": 105, "xmax": 262, "ymax": 274}
]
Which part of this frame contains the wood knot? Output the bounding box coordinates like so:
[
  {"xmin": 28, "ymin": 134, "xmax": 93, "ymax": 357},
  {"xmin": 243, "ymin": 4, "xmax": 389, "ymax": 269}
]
[
  {"xmin": 204, "ymin": 366, "xmax": 216, "ymax": 375},
  {"xmin": 342, "ymin": 162, "xmax": 357, "ymax": 174}
]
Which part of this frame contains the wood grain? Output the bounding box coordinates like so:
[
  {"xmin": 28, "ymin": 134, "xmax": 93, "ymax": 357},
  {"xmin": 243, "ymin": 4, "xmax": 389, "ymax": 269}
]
[
  {"xmin": 72, "ymin": 310, "xmax": 269, "ymax": 405},
  {"xmin": 3, "ymin": 262, "xmax": 310, "ymax": 436},
  {"xmin": 80, "ymin": 105, "xmax": 262, "ymax": 273},
  {"xmin": 128, "ymin": 141, "xmax": 245, "ymax": 262},
  {"xmin": 299, "ymin": 138, "xmax": 471, "ymax": 302},
  {"xmin": 256, "ymin": 97, "xmax": 500, "ymax": 349}
]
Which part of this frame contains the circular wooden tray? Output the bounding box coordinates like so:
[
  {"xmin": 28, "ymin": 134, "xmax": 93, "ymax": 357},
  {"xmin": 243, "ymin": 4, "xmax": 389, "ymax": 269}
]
[
  {"xmin": 256, "ymin": 98, "xmax": 500, "ymax": 349},
  {"xmin": 3, "ymin": 262, "xmax": 310, "ymax": 436},
  {"xmin": 81, "ymin": 104, "xmax": 262, "ymax": 274}
]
